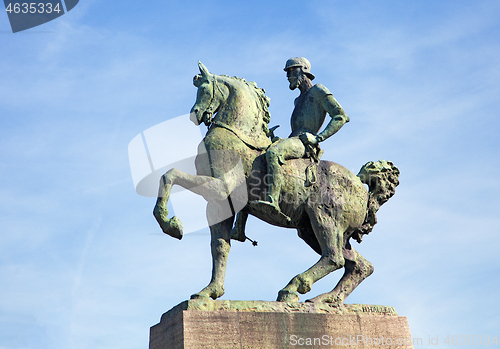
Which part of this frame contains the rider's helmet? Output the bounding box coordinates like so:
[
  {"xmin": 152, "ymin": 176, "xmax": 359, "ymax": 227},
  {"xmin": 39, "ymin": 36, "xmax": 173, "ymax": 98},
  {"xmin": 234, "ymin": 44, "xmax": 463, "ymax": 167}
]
[{"xmin": 284, "ymin": 57, "xmax": 315, "ymax": 80}]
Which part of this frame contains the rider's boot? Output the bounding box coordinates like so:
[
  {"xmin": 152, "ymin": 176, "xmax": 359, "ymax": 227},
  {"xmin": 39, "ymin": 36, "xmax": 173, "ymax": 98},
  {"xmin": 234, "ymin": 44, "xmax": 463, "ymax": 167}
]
[
  {"xmin": 250, "ymin": 158, "xmax": 291, "ymax": 223},
  {"xmin": 265, "ymin": 172, "xmax": 283, "ymax": 212},
  {"xmin": 230, "ymin": 212, "xmax": 248, "ymax": 242}
]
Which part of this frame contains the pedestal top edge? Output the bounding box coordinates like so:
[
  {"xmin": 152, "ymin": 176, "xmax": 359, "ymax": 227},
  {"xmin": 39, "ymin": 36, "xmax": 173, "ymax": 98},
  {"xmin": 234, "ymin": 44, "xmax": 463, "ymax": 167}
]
[{"xmin": 159, "ymin": 299, "xmax": 399, "ymax": 322}]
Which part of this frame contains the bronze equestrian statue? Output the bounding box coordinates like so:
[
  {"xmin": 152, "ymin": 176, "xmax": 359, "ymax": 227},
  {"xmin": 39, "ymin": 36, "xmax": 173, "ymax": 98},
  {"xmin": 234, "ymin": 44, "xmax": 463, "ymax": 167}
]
[{"xmin": 153, "ymin": 59, "xmax": 399, "ymax": 304}]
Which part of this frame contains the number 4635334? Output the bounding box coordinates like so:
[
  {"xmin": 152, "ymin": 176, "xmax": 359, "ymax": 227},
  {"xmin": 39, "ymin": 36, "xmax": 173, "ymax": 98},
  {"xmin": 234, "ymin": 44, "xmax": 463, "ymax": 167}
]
[
  {"xmin": 5, "ymin": 3, "xmax": 62, "ymax": 14},
  {"xmin": 444, "ymin": 335, "xmax": 498, "ymax": 345}
]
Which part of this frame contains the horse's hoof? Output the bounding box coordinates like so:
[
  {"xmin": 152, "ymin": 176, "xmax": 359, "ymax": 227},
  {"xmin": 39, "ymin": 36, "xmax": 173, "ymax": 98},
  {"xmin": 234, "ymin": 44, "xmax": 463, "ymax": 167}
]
[
  {"xmin": 305, "ymin": 294, "xmax": 341, "ymax": 304},
  {"xmin": 167, "ymin": 216, "xmax": 183, "ymax": 239},
  {"xmin": 155, "ymin": 215, "xmax": 183, "ymax": 240},
  {"xmin": 190, "ymin": 293, "xmax": 211, "ymax": 300},
  {"xmin": 277, "ymin": 290, "xmax": 300, "ymax": 303},
  {"xmin": 305, "ymin": 297, "xmax": 321, "ymax": 303},
  {"xmin": 191, "ymin": 285, "xmax": 224, "ymax": 300}
]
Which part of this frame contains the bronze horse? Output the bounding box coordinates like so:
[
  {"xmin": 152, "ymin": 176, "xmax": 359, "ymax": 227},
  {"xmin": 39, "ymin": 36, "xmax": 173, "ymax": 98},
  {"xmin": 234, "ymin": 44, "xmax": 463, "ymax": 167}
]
[{"xmin": 153, "ymin": 62, "xmax": 399, "ymax": 304}]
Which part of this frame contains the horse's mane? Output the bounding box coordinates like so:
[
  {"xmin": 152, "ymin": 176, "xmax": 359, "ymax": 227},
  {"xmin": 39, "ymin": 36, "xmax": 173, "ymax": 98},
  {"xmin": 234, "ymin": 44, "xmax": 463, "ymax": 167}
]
[
  {"xmin": 193, "ymin": 72, "xmax": 272, "ymax": 136},
  {"xmin": 218, "ymin": 75, "xmax": 271, "ymax": 126}
]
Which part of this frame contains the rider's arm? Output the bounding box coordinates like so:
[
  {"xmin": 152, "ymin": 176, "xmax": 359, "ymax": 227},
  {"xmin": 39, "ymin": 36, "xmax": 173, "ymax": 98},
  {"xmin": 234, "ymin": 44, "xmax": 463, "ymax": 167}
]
[{"xmin": 316, "ymin": 94, "xmax": 349, "ymax": 143}]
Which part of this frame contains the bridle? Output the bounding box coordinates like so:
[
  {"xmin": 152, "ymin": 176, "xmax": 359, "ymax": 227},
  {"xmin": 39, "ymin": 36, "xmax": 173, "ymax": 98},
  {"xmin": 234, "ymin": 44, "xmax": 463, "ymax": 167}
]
[{"xmin": 202, "ymin": 76, "xmax": 224, "ymax": 127}]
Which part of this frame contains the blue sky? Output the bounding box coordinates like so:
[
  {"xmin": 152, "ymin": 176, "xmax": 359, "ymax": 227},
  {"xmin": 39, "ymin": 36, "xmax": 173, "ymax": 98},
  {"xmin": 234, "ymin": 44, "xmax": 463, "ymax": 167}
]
[{"xmin": 1, "ymin": 0, "xmax": 499, "ymax": 348}]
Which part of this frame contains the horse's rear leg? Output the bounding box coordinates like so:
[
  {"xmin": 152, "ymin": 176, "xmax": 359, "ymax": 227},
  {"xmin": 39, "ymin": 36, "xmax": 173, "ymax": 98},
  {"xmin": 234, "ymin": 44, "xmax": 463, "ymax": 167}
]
[
  {"xmin": 307, "ymin": 247, "xmax": 374, "ymax": 304},
  {"xmin": 191, "ymin": 203, "xmax": 234, "ymax": 300},
  {"xmin": 277, "ymin": 209, "xmax": 345, "ymax": 302}
]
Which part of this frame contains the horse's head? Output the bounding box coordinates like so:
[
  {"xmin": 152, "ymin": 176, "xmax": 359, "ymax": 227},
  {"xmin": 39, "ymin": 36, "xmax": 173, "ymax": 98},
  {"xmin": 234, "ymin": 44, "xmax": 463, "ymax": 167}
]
[
  {"xmin": 189, "ymin": 61, "xmax": 272, "ymax": 151},
  {"xmin": 190, "ymin": 62, "xmax": 224, "ymax": 126}
]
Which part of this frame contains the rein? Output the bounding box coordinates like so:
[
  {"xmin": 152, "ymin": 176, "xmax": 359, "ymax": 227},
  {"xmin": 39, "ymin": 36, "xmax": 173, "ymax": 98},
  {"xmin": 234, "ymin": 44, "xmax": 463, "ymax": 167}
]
[{"xmin": 210, "ymin": 120, "xmax": 269, "ymax": 151}]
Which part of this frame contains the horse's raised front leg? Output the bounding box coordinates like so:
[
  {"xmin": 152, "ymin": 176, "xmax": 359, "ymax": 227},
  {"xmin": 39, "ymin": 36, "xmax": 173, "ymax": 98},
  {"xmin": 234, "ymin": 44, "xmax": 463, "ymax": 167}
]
[
  {"xmin": 153, "ymin": 168, "xmax": 231, "ymax": 239},
  {"xmin": 153, "ymin": 170, "xmax": 181, "ymax": 239},
  {"xmin": 277, "ymin": 207, "xmax": 346, "ymax": 303},
  {"xmin": 191, "ymin": 203, "xmax": 234, "ymax": 300},
  {"xmin": 306, "ymin": 246, "xmax": 374, "ymax": 304}
]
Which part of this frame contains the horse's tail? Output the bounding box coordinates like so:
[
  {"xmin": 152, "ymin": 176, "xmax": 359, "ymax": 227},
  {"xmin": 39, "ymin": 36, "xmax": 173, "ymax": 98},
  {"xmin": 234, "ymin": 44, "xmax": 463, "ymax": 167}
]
[{"xmin": 351, "ymin": 160, "xmax": 400, "ymax": 243}]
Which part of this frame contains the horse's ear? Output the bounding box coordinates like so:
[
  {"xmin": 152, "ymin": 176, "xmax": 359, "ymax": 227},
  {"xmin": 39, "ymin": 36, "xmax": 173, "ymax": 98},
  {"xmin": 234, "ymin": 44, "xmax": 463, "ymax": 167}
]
[{"xmin": 198, "ymin": 61, "xmax": 210, "ymax": 77}]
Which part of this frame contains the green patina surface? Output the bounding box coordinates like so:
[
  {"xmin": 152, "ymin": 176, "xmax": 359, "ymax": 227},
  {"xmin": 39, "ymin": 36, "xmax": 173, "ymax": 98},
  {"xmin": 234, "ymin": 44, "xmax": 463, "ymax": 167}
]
[
  {"xmin": 160, "ymin": 299, "xmax": 398, "ymax": 322},
  {"xmin": 153, "ymin": 59, "xmax": 400, "ymax": 307}
]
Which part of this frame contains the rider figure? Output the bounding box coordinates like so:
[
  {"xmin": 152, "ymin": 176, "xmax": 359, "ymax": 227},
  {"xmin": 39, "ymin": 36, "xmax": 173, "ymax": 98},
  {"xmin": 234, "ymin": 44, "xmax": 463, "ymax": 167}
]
[{"xmin": 253, "ymin": 57, "xmax": 350, "ymax": 220}]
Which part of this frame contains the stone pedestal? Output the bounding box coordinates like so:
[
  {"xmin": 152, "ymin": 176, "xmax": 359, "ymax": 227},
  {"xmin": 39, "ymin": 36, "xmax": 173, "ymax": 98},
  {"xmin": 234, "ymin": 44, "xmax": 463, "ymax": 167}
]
[{"xmin": 150, "ymin": 299, "xmax": 414, "ymax": 349}]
